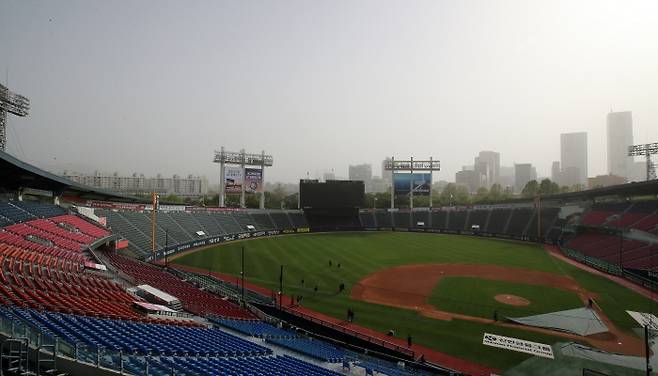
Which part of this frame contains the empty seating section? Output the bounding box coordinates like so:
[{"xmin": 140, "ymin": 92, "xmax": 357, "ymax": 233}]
[
  {"xmin": 250, "ymin": 212, "xmax": 275, "ymax": 230},
  {"xmin": 214, "ymin": 213, "xmax": 243, "ymax": 234},
  {"xmin": 106, "ymin": 253, "xmax": 254, "ymax": 319},
  {"xmin": 0, "ymin": 202, "xmax": 34, "ymax": 224},
  {"xmin": 466, "ymin": 210, "xmax": 488, "ymax": 229},
  {"xmin": 267, "ymin": 337, "xmax": 345, "ymax": 363},
  {"xmin": 211, "ymin": 317, "xmax": 295, "ymax": 338},
  {"xmin": 154, "ymin": 355, "xmax": 341, "ymax": 376},
  {"xmin": 393, "ymin": 212, "xmax": 411, "ymax": 228},
  {"xmin": 289, "ymin": 212, "xmax": 309, "ymax": 228},
  {"xmin": 121, "ymin": 211, "xmax": 169, "ymax": 247},
  {"xmin": 192, "ymin": 213, "xmax": 226, "ymax": 236},
  {"xmin": 566, "ymin": 231, "xmax": 658, "ymax": 270},
  {"xmin": 156, "ymin": 213, "xmax": 192, "ymax": 243},
  {"xmin": 270, "ymin": 212, "xmax": 293, "ymax": 229},
  {"xmin": 12, "ymin": 201, "xmax": 67, "ymax": 218},
  {"xmin": 0, "ymin": 236, "xmax": 86, "ymax": 264},
  {"xmin": 98, "ymin": 209, "xmax": 152, "ymax": 255},
  {"xmin": 506, "ymin": 208, "xmax": 534, "ymax": 236},
  {"xmin": 375, "ymin": 211, "xmax": 392, "ymax": 227},
  {"xmin": 233, "ymin": 212, "xmax": 256, "ymax": 230},
  {"xmin": 4, "ymin": 223, "xmax": 84, "ymax": 252},
  {"xmin": 16, "ymin": 308, "xmax": 269, "ymax": 356},
  {"xmin": 51, "ymin": 214, "xmax": 111, "ymax": 239},
  {"xmin": 28, "ymin": 218, "xmax": 96, "ymax": 244},
  {"xmin": 447, "ymin": 211, "xmax": 467, "ymax": 231},
  {"xmin": 360, "ymin": 211, "xmax": 376, "ymax": 227},
  {"xmin": 606, "ymin": 212, "xmax": 649, "ymax": 228},
  {"xmin": 581, "ymin": 211, "xmax": 616, "ymax": 226},
  {"xmin": 430, "ymin": 211, "xmax": 448, "ymax": 229},
  {"xmin": 412, "ymin": 211, "xmax": 429, "ymax": 227},
  {"xmin": 168, "ymin": 212, "xmax": 209, "ymax": 236},
  {"xmin": 525, "ymin": 207, "xmax": 559, "ymax": 239},
  {"xmin": 172, "ymin": 268, "xmax": 272, "ymax": 305},
  {"xmin": 486, "ymin": 209, "xmax": 511, "ymax": 234}
]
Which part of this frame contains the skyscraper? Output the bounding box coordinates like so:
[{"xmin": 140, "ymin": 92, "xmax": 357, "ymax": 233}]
[
  {"xmin": 349, "ymin": 164, "xmax": 373, "ymax": 192},
  {"xmin": 514, "ymin": 163, "xmax": 534, "ymax": 193},
  {"xmin": 606, "ymin": 111, "xmax": 633, "ymax": 180},
  {"xmin": 551, "ymin": 161, "xmax": 561, "ymax": 184},
  {"xmin": 560, "ymin": 132, "xmax": 588, "ymax": 186},
  {"xmin": 474, "ymin": 151, "xmax": 500, "ymax": 186}
]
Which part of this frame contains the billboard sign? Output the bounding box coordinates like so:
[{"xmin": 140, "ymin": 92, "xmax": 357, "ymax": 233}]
[
  {"xmin": 483, "ymin": 333, "xmax": 554, "ymax": 359},
  {"xmin": 224, "ymin": 166, "xmax": 243, "ymax": 194},
  {"xmin": 393, "ymin": 173, "xmax": 431, "ymax": 195},
  {"xmin": 245, "ymin": 168, "xmax": 263, "ymax": 194}
]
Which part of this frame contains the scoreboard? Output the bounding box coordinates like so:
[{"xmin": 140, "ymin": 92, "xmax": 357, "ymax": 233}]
[{"xmin": 299, "ymin": 180, "xmax": 365, "ymax": 209}]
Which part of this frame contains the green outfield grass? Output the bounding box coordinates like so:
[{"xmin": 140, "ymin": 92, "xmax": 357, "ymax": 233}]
[
  {"xmin": 173, "ymin": 232, "xmax": 655, "ymax": 370},
  {"xmin": 428, "ymin": 276, "xmax": 584, "ymax": 319}
]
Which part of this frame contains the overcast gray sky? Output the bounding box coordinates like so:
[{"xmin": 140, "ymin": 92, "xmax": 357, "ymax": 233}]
[{"xmin": 1, "ymin": 0, "xmax": 657, "ymax": 185}]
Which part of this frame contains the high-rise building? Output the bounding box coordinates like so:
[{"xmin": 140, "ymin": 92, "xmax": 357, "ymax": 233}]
[
  {"xmin": 61, "ymin": 171, "xmax": 207, "ymax": 197},
  {"xmin": 606, "ymin": 111, "xmax": 633, "ymax": 180},
  {"xmin": 348, "ymin": 164, "xmax": 373, "ymax": 192},
  {"xmin": 514, "ymin": 163, "xmax": 534, "ymax": 193},
  {"xmin": 551, "ymin": 161, "xmax": 561, "ymax": 184},
  {"xmin": 474, "ymin": 151, "xmax": 500, "ymax": 186},
  {"xmin": 381, "ymin": 158, "xmax": 393, "ymax": 184},
  {"xmin": 455, "ymin": 170, "xmax": 484, "ymax": 194},
  {"xmin": 560, "ymin": 132, "xmax": 588, "ymax": 186}
]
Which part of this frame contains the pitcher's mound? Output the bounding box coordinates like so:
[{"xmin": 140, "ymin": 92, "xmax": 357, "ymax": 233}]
[{"xmin": 495, "ymin": 294, "xmax": 530, "ymax": 306}]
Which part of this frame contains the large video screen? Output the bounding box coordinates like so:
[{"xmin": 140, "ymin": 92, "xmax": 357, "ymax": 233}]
[
  {"xmin": 300, "ymin": 180, "xmax": 365, "ymax": 209},
  {"xmin": 393, "ymin": 173, "xmax": 431, "ymax": 195}
]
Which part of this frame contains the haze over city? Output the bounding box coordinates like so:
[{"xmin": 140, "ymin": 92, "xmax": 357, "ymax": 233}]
[{"xmin": 1, "ymin": 0, "xmax": 657, "ymax": 186}]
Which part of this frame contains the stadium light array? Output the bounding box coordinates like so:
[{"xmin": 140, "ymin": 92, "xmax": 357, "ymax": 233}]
[
  {"xmin": 628, "ymin": 143, "xmax": 658, "ymax": 181},
  {"xmin": 0, "ymin": 83, "xmax": 30, "ymax": 151}
]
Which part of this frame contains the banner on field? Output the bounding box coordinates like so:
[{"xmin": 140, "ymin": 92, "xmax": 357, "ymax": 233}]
[
  {"xmin": 482, "ymin": 333, "xmax": 554, "ymax": 359},
  {"xmin": 244, "ymin": 168, "xmax": 263, "ymax": 194},
  {"xmin": 393, "ymin": 173, "xmax": 431, "ymax": 195},
  {"xmin": 626, "ymin": 311, "xmax": 658, "ymax": 330},
  {"xmin": 224, "ymin": 166, "xmax": 243, "ymax": 194}
]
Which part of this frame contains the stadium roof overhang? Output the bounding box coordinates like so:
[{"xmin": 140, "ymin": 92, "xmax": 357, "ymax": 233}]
[{"xmin": 0, "ymin": 150, "xmax": 146, "ymax": 202}]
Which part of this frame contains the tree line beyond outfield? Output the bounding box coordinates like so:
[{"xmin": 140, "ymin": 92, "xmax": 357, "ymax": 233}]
[{"xmin": 150, "ymin": 178, "xmax": 584, "ymax": 209}]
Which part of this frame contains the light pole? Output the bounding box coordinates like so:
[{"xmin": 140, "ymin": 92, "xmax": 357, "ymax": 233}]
[{"xmin": 373, "ymin": 197, "xmax": 377, "ymax": 210}]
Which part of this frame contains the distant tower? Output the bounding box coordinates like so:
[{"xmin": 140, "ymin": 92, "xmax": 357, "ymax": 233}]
[
  {"xmin": 560, "ymin": 132, "xmax": 588, "ymax": 186},
  {"xmin": 607, "ymin": 111, "xmax": 633, "ymax": 180}
]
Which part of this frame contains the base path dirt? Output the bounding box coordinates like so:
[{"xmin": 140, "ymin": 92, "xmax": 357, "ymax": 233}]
[
  {"xmin": 351, "ymin": 263, "xmax": 646, "ymax": 356},
  {"xmin": 495, "ymin": 294, "xmax": 530, "ymax": 306}
]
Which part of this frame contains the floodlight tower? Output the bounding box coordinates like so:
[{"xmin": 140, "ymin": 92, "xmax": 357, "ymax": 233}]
[
  {"xmin": 0, "ymin": 83, "xmax": 30, "ymax": 151},
  {"xmin": 628, "ymin": 143, "xmax": 658, "ymax": 181}
]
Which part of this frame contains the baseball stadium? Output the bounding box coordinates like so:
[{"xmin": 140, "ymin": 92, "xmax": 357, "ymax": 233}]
[{"xmin": 0, "ymin": 144, "xmax": 658, "ymax": 376}]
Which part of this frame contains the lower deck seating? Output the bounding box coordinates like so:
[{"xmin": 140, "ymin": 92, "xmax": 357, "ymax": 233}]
[
  {"xmin": 266, "ymin": 337, "xmax": 345, "ymax": 363},
  {"xmin": 106, "ymin": 252, "xmax": 254, "ymax": 319}
]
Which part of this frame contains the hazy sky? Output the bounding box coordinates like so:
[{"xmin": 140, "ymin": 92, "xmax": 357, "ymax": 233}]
[{"xmin": 1, "ymin": 0, "xmax": 657, "ymax": 185}]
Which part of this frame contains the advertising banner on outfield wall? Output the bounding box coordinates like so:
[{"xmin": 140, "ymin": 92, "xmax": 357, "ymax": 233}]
[
  {"xmin": 224, "ymin": 166, "xmax": 243, "ymax": 194},
  {"xmin": 393, "ymin": 173, "xmax": 431, "ymax": 195},
  {"xmin": 482, "ymin": 333, "xmax": 554, "ymax": 359},
  {"xmin": 244, "ymin": 168, "xmax": 263, "ymax": 194}
]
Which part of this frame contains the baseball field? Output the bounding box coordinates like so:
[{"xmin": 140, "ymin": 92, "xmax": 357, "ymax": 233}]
[{"xmin": 171, "ymin": 232, "xmax": 655, "ymax": 371}]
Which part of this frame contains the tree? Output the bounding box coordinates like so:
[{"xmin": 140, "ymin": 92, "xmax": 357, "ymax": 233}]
[
  {"xmin": 474, "ymin": 186, "xmax": 489, "ymax": 203},
  {"xmin": 521, "ymin": 180, "xmax": 539, "ymax": 198},
  {"xmin": 488, "ymin": 184, "xmax": 503, "ymax": 202},
  {"xmin": 538, "ymin": 179, "xmax": 560, "ymax": 196}
]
